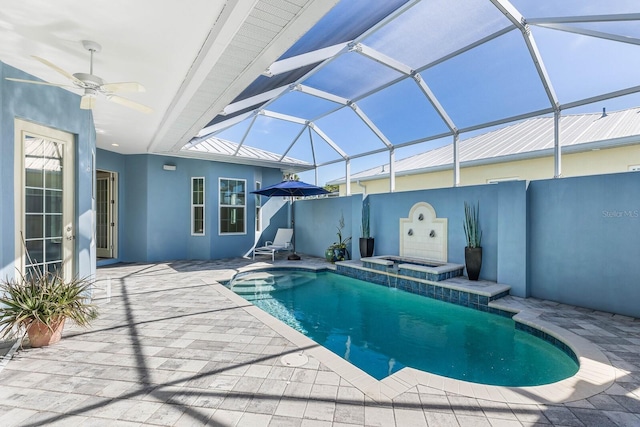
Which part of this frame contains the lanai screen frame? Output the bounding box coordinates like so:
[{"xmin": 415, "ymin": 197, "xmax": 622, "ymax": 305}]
[{"xmin": 183, "ymin": 0, "xmax": 640, "ymax": 193}]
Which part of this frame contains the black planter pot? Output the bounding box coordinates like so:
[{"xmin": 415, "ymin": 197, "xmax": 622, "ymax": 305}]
[
  {"xmin": 333, "ymin": 247, "xmax": 348, "ymax": 262},
  {"xmin": 465, "ymin": 246, "xmax": 482, "ymax": 281},
  {"xmin": 359, "ymin": 237, "xmax": 375, "ymax": 258}
]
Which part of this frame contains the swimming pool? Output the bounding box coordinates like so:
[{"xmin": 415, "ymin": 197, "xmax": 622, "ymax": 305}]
[{"xmin": 228, "ymin": 269, "xmax": 578, "ymax": 386}]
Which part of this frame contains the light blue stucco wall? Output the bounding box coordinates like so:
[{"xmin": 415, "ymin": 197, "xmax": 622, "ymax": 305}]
[
  {"xmin": 295, "ymin": 196, "xmax": 356, "ymax": 258},
  {"xmin": 528, "ymin": 172, "xmax": 640, "ymax": 317},
  {"xmin": 96, "ymin": 149, "xmax": 286, "ymax": 262},
  {"xmin": 1, "ymin": 62, "xmax": 95, "ymax": 280},
  {"xmin": 295, "ymin": 182, "xmax": 529, "ymax": 296}
]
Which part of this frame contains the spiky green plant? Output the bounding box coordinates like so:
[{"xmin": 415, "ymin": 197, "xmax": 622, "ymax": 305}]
[
  {"xmin": 361, "ymin": 197, "xmax": 371, "ymax": 239},
  {"xmin": 463, "ymin": 201, "xmax": 482, "ymax": 248},
  {"xmin": 334, "ymin": 211, "xmax": 352, "ymax": 249},
  {"xmin": 0, "ymin": 269, "xmax": 98, "ymax": 340}
]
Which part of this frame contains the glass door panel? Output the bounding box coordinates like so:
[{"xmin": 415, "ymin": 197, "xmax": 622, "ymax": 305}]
[{"xmin": 16, "ymin": 119, "xmax": 74, "ymax": 279}]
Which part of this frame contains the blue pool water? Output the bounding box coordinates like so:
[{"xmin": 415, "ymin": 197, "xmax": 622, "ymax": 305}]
[{"xmin": 229, "ymin": 269, "xmax": 578, "ymax": 386}]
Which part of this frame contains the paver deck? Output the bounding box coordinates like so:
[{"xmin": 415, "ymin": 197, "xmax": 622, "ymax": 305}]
[{"xmin": 0, "ymin": 256, "xmax": 639, "ymax": 426}]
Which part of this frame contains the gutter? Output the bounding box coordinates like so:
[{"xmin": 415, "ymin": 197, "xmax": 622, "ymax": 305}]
[{"xmin": 330, "ymin": 135, "xmax": 640, "ymax": 185}]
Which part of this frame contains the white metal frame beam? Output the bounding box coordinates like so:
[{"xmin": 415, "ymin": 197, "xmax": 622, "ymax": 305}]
[
  {"xmin": 295, "ymin": 84, "xmax": 349, "ymax": 105},
  {"xmin": 187, "ymin": 110, "xmax": 256, "ymax": 147},
  {"xmin": 260, "ymin": 109, "xmax": 308, "ymax": 125},
  {"xmin": 349, "ymin": 103, "xmax": 393, "ymax": 149},
  {"xmin": 527, "ymin": 13, "xmax": 640, "ymax": 24},
  {"xmin": 531, "ymin": 23, "xmax": 640, "ymax": 46},
  {"xmin": 310, "ymin": 123, "xmax": 349, "ymax": 160},
  {"xmin": 490, "ymin": 0, "xmax": 559, "ymax": 109},
  {"xmin": 262, "ymin": 43, "xmax": 349, "ymax": 77},
  {"xmin": 279, "ymin": 125, "xmax": 310, "ymax": 162},
  {"xmin": 233, "ymin": 114, "xmax": 259, "ymax": 156},
  {"xmin": 491, "ymin": 0, "xmax": 562, "ymax": 178},
  {"xmin": 351, "ymin": 43, "xmax": 460, "ymax": 186}
]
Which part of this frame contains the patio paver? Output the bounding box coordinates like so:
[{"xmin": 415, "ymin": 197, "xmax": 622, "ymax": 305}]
[{"xmin": 0, "ymin": 256, "xmax": 638, "ymax": 426}]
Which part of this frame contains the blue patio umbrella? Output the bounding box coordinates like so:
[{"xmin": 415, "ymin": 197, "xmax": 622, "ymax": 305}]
[{"xmin": 252, "ymin": 180, "xmax": 329, "ymax": 260}]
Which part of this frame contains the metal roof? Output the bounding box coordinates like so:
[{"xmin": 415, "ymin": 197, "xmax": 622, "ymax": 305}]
[
  {"xmin": 180, "ymin": 135, "xmax": 311, "ymax": 170},
  {"xmin": 329, "ymin": 106, "xmax": 640, "ymax": 183}
]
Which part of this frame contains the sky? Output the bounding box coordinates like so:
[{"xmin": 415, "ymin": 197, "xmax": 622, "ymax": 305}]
[{"xmin": 212, "ymin": 0, "xmax": 640, "ymax": 187}]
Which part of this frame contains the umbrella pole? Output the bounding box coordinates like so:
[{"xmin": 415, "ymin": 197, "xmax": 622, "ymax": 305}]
[{"xmin": 288, "ymin": 195, "xmax": 300, "ymax": 260}]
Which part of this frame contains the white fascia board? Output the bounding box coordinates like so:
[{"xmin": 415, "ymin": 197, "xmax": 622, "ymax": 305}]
[
  {"xmin": 260, "ymin": 109, "xmax": 308, "ymax": 125},
  {"xmin": 352, "ymin": 43, "xmax": 413, "ymax": 75},
  {"xmin": 196, "ymin": 110, "xmax": 255, "ymax": 139},
  {"xmin": 531, "ymin": 23, "xmax": 640, "ymax": 46},
  {"xmin": 263, "ymin": 42, "xmax": 349, "ymax": 76},
  {"xmin": 296, "ymin": 84, "xmax": 349, "ymax": 105}
]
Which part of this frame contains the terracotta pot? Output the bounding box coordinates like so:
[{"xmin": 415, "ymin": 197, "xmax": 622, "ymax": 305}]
[{"xmin": 27, "ymin": 318, "xmax": 66, "ymax": 348}]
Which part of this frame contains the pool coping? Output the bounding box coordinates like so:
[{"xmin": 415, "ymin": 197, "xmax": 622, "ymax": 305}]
[{"xmin": 213, "ymin": 265, "xmax": 617, "ymax": 405}]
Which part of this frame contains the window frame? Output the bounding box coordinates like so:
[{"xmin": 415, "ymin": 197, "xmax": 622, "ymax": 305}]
[
  {"xmin": 255, "ymin": 181, "xmax": 262, "ymax": 233},
  {"xmin": 191, "ymin": 177, "xmax": 205, "ymax": 236},
  {"xmin": 218, "ymin": 177, "xmax": 247, "ymax": 235}
]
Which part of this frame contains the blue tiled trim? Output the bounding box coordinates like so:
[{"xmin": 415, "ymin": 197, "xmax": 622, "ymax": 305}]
[
  {"xmin": 516, "ymin": 323, "xmax": 579, "ymax": 364},
  {"xmin": 362, "ymin": 261, "xmax": 464, "ymax": 282},
  {"xmin": 336, "ymin": 264, "xmax": 513, "ymax": 318}
]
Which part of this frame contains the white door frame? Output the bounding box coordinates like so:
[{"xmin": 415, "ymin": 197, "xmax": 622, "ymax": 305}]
[
  {"xmin": 96, "ymin": 170, "xmax": 118, "ymax": 258},
  {"xmin": 14, "ymin": 118, "xmax": 75, "ymax": 279}
]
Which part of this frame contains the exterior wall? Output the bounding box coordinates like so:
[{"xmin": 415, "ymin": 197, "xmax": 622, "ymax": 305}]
[
  {"xmin": 340, "ymin": 144, "xmax": 640, "ymax": 195},
  {"xmin": 96, "ymin": 150, "xmax": 286, "ymax": 262},
  {"xmin": 528, "ymin": 172, "xmax": 640, "ymax": 318},
  {"xmin": 0, "ymin": 62, "xmax": 95, "ymax": 280},
  {"xmin": 295, "ymin": 196, "xmax": 356, "ymax": 260}
]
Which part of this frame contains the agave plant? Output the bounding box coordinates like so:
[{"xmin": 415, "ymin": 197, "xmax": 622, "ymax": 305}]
[
  {"xmin": 463, "ymin": 201, "xmax": 482, "ymax": 248},
  {"xmin": 0, "ymin": 268, "xmax": 98, "ymax": 344}
]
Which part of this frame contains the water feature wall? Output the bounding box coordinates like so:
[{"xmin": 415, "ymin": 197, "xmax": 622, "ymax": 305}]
[{"xmin": 399, "ymin": 202, "xmax": 448, "ymax": 262}]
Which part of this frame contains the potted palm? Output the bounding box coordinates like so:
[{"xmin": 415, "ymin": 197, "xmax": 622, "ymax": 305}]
[
  {"xmin": 0, "ymin": 266, "xmax": 98, "ymax": 348},
  {"xmin": 359, "ymin": 197, "xmax": 374, "ymax": 258},
  {"xmin": 463, "ymin": 201, "xmax": 483, "ymax": 281}
]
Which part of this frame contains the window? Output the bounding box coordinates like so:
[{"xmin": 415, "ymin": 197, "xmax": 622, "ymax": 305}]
[
  {"xmin": 255, "ymin": 181, "xmax": 262, "ymax": 232},
  {"xmin": 191, "ymin": 177, "xmax": 204, "ymax": 235},
  {"xmin": 219, "ymin": 178, "xmax": 246, "ymax": 234}
]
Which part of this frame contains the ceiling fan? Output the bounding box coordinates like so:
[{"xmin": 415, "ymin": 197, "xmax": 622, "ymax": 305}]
[{"xmin": 6, "ymin": 40, "xmax": 152, "ymax": 113}]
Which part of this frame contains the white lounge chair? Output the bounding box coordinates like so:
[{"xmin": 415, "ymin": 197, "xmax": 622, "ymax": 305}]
[{"xmin": 253, "ymin": 228, "xmax": 294, "ymax": 261}]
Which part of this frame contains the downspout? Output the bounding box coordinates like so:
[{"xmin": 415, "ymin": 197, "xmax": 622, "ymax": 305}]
[{"xmin": 356, "ymin": 180, "xmax": 367, "ymax": 198}]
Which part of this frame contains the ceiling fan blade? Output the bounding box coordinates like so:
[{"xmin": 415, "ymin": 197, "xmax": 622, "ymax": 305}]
[
  {"xmin": 5, "ymin": 77, "xmax": 74, "ymax": 89},
  {"xmin": 80, "ymin": 95, "xmax": 96, "ymax": 110},
  {"xmin": 100, "ymin": 81, "xmax": 145, "ymax": 93},
  {"xmin": 107, "ymin": 95, "xmax": 153, "ymax": 114},
  {"xmin": 32, "ymin": 55, "xmax": 85, "ymax": 86}
]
